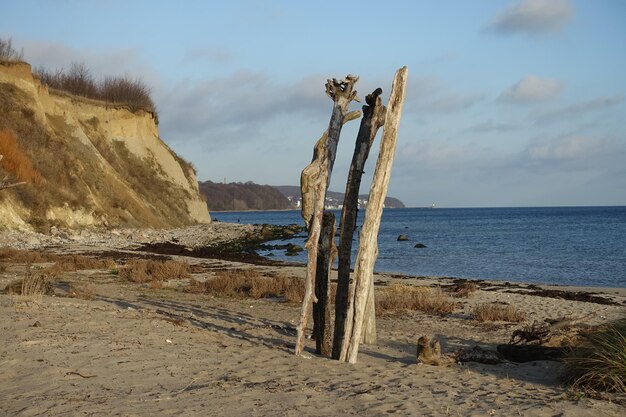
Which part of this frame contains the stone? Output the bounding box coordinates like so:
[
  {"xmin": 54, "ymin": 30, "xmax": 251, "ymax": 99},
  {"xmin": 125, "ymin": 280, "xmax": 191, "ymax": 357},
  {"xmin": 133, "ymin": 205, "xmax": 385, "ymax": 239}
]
[
  {"xmin": 414, "ymin": 243, "xmax": 427, "ymax": 248},
  {"xmin": 397, "ymin": 234, "xmax": 409, "ymax": 241},
  {"xmin": 285, "ymin": 244, "xmax": 304, "ymax": 256}
]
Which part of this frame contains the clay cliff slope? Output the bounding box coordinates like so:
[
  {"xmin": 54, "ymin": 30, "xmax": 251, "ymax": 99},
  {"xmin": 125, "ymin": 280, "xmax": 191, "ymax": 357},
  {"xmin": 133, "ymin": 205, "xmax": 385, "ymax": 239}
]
[{"xmin": 0, "ymin": 60, "xmax": 210, "ymax": 231}]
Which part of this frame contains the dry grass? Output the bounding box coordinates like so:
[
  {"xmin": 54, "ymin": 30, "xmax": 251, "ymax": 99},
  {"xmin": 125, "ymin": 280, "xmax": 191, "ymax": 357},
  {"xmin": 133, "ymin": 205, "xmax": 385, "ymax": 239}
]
[
  {"xmin": 188, "ymin": 269, "xmax": 304, "ymax": 303},
  {"xmin": 43, "ymin": 255, "xmax": 116, "ymax": 276},
  {"xmin": 564, "ymin": 318, "xmax": 626, "ymax": 393},
  {"xmin": 19, "ymin": 271, "xmax": 49, "ymax": 296},
  {"xmin": 0, "ymin": 129, "xmax": 44, "ymax": 186},
  {"xmin": 0, "ymin": 247, "xmax": 59, "ymax": 263},
  {"xmin": 0, "ymin": 248, "xmax": 116, "ymax": 277},
  {"xmin": 449, "ymin": 281, "xmax": 479, "ymax": 298},
  {"xmin": 3, "ymin": 266, "xmax": 52, "ymax": 309},
  {"xmin": 375, "ymin": 285, "xmax": 457, "ymax": 316},
  {"xmin": 119, "ymin": 259, "xmax": 190, "ymax": 284},
  {"xmin": 471, "ymin": 302, "xmax": 526, "ymax": 323},
  {"xmin": 189, "ymin": 274, "xmax": 456, "ymax": 313}
]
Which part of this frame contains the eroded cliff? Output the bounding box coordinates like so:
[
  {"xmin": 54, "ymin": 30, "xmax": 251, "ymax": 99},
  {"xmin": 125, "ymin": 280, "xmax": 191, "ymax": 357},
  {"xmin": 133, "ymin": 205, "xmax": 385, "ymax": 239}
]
[{"xmin": 0, "ymin": 60, "xmax": 210, "ymax": 231}]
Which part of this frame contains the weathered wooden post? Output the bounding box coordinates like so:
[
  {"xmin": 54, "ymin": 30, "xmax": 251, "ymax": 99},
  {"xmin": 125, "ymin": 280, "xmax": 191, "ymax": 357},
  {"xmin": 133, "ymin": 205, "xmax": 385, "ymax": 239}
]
[
  {"xmin": 313, "ymin": 212, "xmax": 336, "ymax": 356},
  {"xmin": 343, "ymin": 66, "xmax": 408, "ymax": 364},
  {"xmin": 295, "ymin": 75, "xmax": 360, "ymax": 356},
  {"xmin": 332, "ymin": 88, "xmax": 386, "ymax": 359}
]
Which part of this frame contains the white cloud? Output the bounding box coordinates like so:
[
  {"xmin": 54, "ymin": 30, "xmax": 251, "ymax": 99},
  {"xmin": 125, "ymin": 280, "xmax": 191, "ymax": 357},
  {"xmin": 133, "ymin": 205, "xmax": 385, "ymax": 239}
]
[
  {"xmin": 488, "ymin": 0, "xmax": 573, "ymax": 36},
  {"xmin": 462, "ymin": 120, "xmax": 518, "ymax": 133},
  {"xmin": 157, "ymin": 71, "xmax": 333, "ymax": 147},
  {"xmin": 423, "ymin": 92, "xmax": 485, "ymax": 113},
  {"xmin": 499, "ymin": 75, "xmax": 564, "ymax": 103},
  {"xmin": 181, "ymin": 47, "xmax": 233, "ymax": 65},
  {"xmin": 396, "ymin": 140, "xmax": 481, "ymax": 169},
  {"xmin": 535, "ymin": 94, "xmax": 625, "ymax": 125},
  {"xmin": 403, "ymin": 76, "xmax": 484, "ymax": 114},
  {"xmin": 19, "ymin": 39, "xmax": 162, "ymax": 87},
  {"xmin": 527, "ymin": 135, "xmax": 615, "ymax": 160}
]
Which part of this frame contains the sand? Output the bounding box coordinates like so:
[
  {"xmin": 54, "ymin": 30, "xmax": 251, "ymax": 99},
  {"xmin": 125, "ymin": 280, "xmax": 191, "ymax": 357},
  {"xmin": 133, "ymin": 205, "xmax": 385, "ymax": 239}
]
[{"xmin": 1, "ymin": 226, "xmax": 625, "ymax": 416}]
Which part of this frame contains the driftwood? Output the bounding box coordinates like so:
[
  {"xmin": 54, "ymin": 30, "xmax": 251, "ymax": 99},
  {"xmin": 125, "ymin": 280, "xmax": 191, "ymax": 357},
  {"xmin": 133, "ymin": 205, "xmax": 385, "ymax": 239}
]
[
  {"xmin": 456, "ymin": 346, "xmax": 503, "ymax": 365},
  {"xmin": 501, "ymin": 314, "xmax": 595, "ymax": 362},
  {"xmin": 497, "ymin": 344, "xmax": 570, "ymax": 362},
  {"xmin": 0, "ymin": 155, "xmax": 25, "ymax": 191},
  {"xmin": 332, "ymin": 88, "xmax": 386, "ymax": 358},
  {"xmin": 509, "ymin": 321, "xmax": 552, "ymax": 345},
  {"xmin": 509, "ymin": 313, "xmax": 594, "ymax": 345},
  {"xmin": 313, "ymin": 212, "xmax": 336, "ymax": 357},
  {"xmin": 416, "ymin": 336, "xmax": 455, "ymax": 366},
  {"xmin": 300, "ymin": 110, "xmax": 361, "ymax": 231},
  {"xmin": 416, "ymin": 336, "xmax": 503, "ymax": 366},
  {"xmin": 295, "ymin": 75, "xmax": 360, "ymax": 356},
  {"xmin": 342, "ymin": 67, "xmax": 408, "ymax": 364}
]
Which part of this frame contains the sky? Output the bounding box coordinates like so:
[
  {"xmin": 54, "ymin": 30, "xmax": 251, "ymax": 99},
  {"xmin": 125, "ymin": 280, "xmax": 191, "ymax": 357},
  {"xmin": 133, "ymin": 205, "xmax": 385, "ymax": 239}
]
[{"xmin": 1, "ymin": 0, "xmax": 625, "ymax": 207}]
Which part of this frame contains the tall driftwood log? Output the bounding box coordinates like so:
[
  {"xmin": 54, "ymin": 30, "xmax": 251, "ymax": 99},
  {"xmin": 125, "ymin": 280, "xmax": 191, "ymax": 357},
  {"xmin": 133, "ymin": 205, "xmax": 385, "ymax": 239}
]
[
  {"xmin": 332, "ymin": 88, "xmax": 386, "ymax": 359},
  {"xmin": 0, "ymin": 155, "xmax": 25, "ymax": 191},
  {"xmin": 295, "ymin": 75, "xmax": 360, "ymax": 356},
  {"xmin": 342, "ymin": 67, "xmax": 408, "ymax": 364},
  {"xmin": 313, "ymin": 212, "xmax": 336, "ymax": 357}
]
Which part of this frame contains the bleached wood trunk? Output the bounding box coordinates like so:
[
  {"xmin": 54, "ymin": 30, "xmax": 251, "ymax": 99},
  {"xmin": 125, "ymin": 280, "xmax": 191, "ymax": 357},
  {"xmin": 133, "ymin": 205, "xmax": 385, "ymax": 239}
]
[
  {"xmin": 361, "ymin": 279, "xmax": 377, "ymax": 344},
  {"xmin": 313, "ymin": 212, "xmax": 336, "ymax": 357},
  {"xmin": 332, "ymin": 88, "xmax": 386, "ymax": 359},
  {"xmin": 343, "ymin": 67, "xmax": 408, "ymax": 364},
  {"xmin": 295, "ymin": 76, "xmax": 360, "ymax": 356}
]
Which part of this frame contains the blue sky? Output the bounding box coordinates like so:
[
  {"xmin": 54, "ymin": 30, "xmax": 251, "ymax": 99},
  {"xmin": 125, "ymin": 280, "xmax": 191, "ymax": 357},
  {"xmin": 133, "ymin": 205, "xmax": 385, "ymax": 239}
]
[{"xmin": 2, "ymin": 0, "xmax": 625, "ymax": 207}]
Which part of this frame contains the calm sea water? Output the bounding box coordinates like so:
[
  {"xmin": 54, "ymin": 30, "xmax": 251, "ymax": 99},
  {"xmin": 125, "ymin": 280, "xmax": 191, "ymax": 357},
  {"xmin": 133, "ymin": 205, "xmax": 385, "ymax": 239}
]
[{"xmin": 213, "ymin": 207, "xmax": 626, "ymax": 288}]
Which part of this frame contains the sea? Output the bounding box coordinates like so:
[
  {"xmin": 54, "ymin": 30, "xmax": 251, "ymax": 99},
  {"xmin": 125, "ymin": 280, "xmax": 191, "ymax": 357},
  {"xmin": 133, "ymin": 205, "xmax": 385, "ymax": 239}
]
[{"xmin": 212, "ymin": 206, "xmax": 626, "ymax": 288}]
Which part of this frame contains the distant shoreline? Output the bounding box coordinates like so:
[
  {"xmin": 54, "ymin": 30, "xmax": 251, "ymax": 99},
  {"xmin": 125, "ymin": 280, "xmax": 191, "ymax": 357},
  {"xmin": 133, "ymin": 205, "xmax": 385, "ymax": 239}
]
[{"xmin": 209, "ymin": 205, "xmax": 626, "ymax": 213}]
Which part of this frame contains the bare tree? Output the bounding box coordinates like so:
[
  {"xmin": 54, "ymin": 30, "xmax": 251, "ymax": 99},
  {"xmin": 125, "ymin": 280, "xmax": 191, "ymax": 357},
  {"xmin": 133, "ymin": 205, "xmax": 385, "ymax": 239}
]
[{"xmin": 0, "ymin": 37, "xmax": 24, "ymax": 61}]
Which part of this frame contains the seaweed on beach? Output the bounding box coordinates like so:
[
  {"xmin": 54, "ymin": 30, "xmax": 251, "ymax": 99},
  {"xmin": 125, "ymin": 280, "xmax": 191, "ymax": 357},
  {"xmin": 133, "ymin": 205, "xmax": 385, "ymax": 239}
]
[
  {"xmin": 445, "ymin": 277, "xmax": 620, "ymax": 306},
  {"xmin": 501, "ymin": 288, "xmax": 620, "ymax": 306},
  {"xmin": 137, "ymin": 223, "xmax": 305, "ymax": 265}
]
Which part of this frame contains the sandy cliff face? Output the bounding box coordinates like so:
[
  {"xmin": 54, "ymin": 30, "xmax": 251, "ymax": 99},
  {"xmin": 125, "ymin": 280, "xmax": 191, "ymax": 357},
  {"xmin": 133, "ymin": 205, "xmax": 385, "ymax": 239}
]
[{"xmin": 0, "ymin": 60, "xmax": 210, "ymax": 231}]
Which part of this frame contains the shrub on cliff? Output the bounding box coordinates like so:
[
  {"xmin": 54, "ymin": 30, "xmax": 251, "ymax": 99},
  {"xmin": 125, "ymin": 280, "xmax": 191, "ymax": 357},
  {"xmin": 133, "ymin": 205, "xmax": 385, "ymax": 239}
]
[
  {"xmin": 0, "ymin": 38, "xmax": 23, "ymax": 62},
  {"xmin": 35, "ymin": 62, "xmax": 157, "ymax": 117},
  {"xmin": 0, "ymin": 129, "xmax": 44, "ymax": 186},
  {"xmin": 100, "ymin": 75, "xmax": 156, "ymax": 114}
]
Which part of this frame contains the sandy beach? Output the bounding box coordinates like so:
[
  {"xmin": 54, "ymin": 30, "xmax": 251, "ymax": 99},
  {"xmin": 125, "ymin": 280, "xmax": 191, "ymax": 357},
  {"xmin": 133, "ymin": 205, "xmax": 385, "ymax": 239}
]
[{"xmin": 1, "ymin": 225, "xmax": 624, "ymax": 417}]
